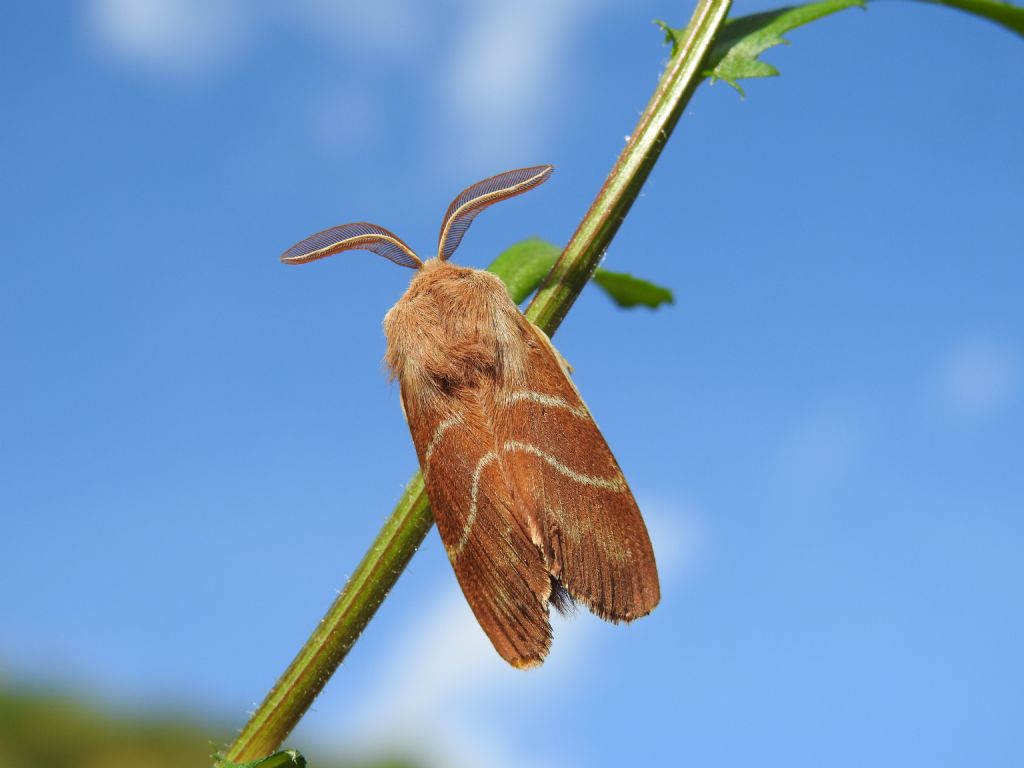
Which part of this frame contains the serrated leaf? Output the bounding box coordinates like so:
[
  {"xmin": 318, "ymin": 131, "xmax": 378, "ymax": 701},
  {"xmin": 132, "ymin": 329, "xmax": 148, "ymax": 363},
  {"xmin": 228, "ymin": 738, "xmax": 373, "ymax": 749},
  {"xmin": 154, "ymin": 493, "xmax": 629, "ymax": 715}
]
[
  {"xmin": 487, "ymin": 238, "xmax": 674, "ymax": 310},
  {"xmin": 214, "ymin": 748, "xmax": 306, "ymax": 768},
  {"xmin": 661, "ymin": 0, "xmax": 1023, "ymax": 96},
  {"xmin": 705, "ymin": 0, "xmax": 867, "ymax": 94},
  {"xmin": 655, "ymin": 19, "xmax": 687, "ymax": 56}
]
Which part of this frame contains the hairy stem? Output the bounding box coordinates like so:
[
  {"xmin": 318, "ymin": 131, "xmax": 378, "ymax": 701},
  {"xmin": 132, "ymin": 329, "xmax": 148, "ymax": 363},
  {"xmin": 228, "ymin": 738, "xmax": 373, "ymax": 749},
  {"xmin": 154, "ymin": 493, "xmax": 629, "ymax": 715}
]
[
  {"xmin": 527, "ymin": 0, "xmax": 731, "ymax": 330},
  {"xmin": 223, "ymin": 0, "xmax": 730, "ymax": 761}
]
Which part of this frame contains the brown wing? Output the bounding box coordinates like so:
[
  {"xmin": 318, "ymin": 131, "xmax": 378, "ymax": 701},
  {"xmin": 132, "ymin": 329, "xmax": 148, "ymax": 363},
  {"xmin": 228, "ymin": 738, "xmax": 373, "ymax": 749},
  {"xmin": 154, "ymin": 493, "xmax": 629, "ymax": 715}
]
[
  {"xmin": 403, "ymin": 387, "xmax": 554, "ymax": 668},
  {"xmin": 501, "ymin": 320, "xmax": 661, "ymax": 622},
  {"xmin": 402, "ymin": 313, "xmax": 657, "ymax": 667}
]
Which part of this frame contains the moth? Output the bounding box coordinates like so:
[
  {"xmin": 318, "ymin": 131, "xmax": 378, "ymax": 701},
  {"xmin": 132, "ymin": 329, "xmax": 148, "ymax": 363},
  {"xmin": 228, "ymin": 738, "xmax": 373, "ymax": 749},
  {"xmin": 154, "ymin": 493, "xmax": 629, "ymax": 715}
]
[{"xmin": 281, "ymin": 165, "xmax": 659, "ymax": 667}]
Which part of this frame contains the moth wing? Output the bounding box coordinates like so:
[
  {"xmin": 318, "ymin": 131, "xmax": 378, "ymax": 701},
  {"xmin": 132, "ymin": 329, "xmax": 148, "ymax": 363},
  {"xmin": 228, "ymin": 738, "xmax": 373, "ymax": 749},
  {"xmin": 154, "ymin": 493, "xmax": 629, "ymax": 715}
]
[
  {"xmin": 502, "ymin": 320, "xmax": 661, "ymax": 621},
  {"xmin": 403, "ymin": 391, "xmax": 554, "ymax": 668}
]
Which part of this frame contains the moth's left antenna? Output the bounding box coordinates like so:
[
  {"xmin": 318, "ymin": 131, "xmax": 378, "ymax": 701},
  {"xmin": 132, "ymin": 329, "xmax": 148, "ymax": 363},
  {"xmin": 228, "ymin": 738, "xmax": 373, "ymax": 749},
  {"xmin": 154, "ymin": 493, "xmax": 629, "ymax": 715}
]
[{"xmin": 280, "ymin": 222, "xmax": 422, "ymax": 268}]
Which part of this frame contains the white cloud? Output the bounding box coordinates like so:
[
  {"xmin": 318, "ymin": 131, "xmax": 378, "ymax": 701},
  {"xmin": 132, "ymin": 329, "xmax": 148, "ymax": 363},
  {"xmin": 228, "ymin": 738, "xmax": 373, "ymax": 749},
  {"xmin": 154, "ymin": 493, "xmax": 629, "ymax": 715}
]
[
  {"xmin": 937, "ymin": 338, "xmax": 1020, "ymax": 421},
  {"xmin": 87, "ymin": 0, "xmax": 248, "ymax": 75},
  {"xmin": 645, "ymin": 502, "xmax": 703, "ymax": 575},
  {"xmin": 85, "ymin": 0, "xmax": 425, "ymax": 76},
  {"xmin": 333, "ymin": 584, "xmax": 576, "ymax": 768},
  {"xmin": 327, "ymin": 502, "xmax": 696, "ymax": 768},
  {"xmin": 438, "ymin": 0, "xmax": 607, "ymax": 169},
  {"xmin": 291, "ymin": 0, "xmax": 426, "ymax": 52},
  {"xmin": 85, "ymin": 0, "xmax": 606, "ymax": 165}
]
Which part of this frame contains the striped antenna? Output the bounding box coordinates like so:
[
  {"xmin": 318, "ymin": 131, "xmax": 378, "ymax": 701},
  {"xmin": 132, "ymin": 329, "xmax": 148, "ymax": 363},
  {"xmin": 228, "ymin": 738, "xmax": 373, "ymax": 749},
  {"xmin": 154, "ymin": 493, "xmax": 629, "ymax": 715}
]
[
  {"xmin": 280, "ymin": 222, "xmax": 422, "ymax": 269},
  {"xmin": 437, "ymin": 165, "xmax": 553, "ymax": 261}
]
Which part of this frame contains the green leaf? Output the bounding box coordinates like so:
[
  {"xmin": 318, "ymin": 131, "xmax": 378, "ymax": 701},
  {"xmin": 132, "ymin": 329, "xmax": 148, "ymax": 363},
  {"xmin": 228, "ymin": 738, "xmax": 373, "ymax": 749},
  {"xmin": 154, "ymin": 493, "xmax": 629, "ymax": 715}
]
[
  {"xmin": 215, "ymin": 748, "xmax": 306, "ymax": 768},
  {"xmin": 663, "ymin": 0, "xmax": 1024, "ymax": 95},
  {"xmin": 487, "ymin": 238, "xmax": 563, "ymax": 304},
  {"xmin": 704, "ymin": 0, "xmax": 867, "ymax": 94},
  {"xmin": 655, "ymin": 19, "xmax": 688, "ymax": 57},
  {"xmin": 487, "ymin": 238, "xmax": 674, "ymax": 309},
  {"xmin": 591, "ymin": 270, "xmax": 675, "ymax": 308},
  {"xmin": 920, "ymin": 0, "xmax": 1024, "ymax": 36}
]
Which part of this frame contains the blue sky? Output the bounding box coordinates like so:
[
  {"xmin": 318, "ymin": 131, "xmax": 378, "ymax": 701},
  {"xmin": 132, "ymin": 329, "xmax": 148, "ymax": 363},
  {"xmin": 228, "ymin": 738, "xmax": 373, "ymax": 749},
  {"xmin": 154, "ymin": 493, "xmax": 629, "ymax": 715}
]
[{"xmin": 2, "ymin": 1, "xmax": 1022, "ymax": 766}]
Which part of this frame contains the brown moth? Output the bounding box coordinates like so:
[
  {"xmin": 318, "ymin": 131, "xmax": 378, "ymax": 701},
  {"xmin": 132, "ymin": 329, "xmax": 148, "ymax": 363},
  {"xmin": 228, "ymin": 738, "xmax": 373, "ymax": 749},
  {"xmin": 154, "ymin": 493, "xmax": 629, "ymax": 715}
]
[{"xmin": 281, "ymin": 165, "xmax": 659, "ymax": 668}]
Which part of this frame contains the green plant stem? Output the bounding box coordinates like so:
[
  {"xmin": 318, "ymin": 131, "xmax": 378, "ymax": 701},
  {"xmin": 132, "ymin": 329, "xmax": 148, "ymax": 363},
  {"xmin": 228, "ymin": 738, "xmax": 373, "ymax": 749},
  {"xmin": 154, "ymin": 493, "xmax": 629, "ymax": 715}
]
[
  {"xmin": 528, "ymin": 0, "xmax": 732, "ymax": 330},
  {"xmin": 223, "ymin": 0, "xmax": 730, "ymax": 761}
]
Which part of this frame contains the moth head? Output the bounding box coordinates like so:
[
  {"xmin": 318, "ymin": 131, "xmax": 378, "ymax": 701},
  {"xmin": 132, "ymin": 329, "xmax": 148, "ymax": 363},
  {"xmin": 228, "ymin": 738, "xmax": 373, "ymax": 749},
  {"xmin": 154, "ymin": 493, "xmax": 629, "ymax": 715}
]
[{"xmin": 279, "ymin": 165, "xmax": 553, "ymax": 270}]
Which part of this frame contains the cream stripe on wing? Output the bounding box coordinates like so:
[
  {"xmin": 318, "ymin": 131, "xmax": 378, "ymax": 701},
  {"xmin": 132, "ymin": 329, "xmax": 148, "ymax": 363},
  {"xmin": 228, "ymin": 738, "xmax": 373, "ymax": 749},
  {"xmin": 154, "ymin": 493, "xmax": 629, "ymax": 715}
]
[
  {"xmin": 505, "ymin": 390, "xmax": 589, "ymax": 419},
  {"xmin": 423, "ymin": 416, "xmax": 463, "ymax": 480},
  {"xmin": 448, "ymin": 450, "xmax": 498, "ymax": 560},
  {"xmin": 502, "ymin": 441, "xmax": 627, "ymax": 491},
  {"xmin": 448, "ymin": 440, "xmax": 627, "ymax": 561}
]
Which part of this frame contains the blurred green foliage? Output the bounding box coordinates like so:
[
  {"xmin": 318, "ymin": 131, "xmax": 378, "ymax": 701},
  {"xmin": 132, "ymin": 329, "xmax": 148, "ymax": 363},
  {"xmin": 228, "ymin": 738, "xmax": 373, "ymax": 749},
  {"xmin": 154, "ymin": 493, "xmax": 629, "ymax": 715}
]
[{"xmin": 0, "ymin": 686, "xmax": 418, "ymax": 768}]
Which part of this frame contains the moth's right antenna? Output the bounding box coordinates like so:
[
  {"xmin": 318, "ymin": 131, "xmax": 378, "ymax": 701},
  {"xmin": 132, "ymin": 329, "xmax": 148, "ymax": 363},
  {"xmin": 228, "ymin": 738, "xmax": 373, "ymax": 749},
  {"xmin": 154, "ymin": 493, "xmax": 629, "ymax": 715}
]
[
  {"xmin": 281, "ymin": 222, "xmax": 422, "ymax": 269},
  {"xmin": 437, "ymin": 165, "xmax": 553, "ymax": 262}
]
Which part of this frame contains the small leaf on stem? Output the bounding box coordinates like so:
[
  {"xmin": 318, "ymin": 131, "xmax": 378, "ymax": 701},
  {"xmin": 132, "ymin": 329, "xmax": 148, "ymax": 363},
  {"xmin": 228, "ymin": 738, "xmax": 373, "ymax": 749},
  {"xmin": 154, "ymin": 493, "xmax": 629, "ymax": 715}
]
[
  {"xmin": 705, "ymin": 0, "xmax": 867, "ymax": 94},
  {"xmin": 592, "ymin": 270, "xmax": 675, "ymax": 308},
  {"xmin": 690, "ymin": 0, "xmax": 1023, "ymax": 96},
  {"xmin": 489, "ymin": 238, "xmax": 674, "ymax": 309}
]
